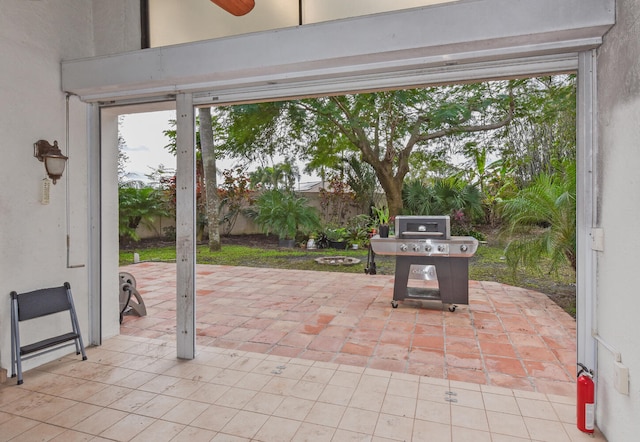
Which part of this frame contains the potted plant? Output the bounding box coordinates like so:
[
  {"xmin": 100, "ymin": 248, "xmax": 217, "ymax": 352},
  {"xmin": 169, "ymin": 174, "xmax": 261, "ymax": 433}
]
[
  {"xmin": 325, "ymin": 227, "xmax": 349, "ymax": 249},
  {"xmin": 371, "ymin": 204, "xmax": 391, "ymax": 238},
  {"xmin": 250, "ymin": 190, "xmax": 320, "ymax": 247}
]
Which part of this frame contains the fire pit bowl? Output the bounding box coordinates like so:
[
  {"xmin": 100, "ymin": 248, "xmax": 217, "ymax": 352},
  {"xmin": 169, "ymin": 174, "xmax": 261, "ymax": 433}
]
[{"xmin": 314, "ymin": 256, "xmax": 361, "ymax": 266}]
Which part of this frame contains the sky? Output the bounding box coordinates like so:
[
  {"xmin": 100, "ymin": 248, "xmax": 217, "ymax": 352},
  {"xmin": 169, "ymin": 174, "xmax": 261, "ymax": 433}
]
[
  {"xmin": 119, "ymin": 110, "xmax": 319, "ymax": 184},
  {"xmin": 119, "ymin": 111, "xmax": 177, "ymax": 182}
]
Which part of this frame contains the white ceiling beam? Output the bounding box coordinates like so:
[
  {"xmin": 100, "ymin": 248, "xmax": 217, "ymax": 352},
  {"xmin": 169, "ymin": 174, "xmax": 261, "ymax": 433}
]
[{"xmin": 62, "ymin": 0, "xmax": 614, "ymax": 103}]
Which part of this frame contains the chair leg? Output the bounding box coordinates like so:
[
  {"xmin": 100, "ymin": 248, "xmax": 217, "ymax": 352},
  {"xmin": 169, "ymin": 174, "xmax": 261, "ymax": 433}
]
[{"xmin": 11, "ymin": 296, "xmax": 23, "ymax": 384}]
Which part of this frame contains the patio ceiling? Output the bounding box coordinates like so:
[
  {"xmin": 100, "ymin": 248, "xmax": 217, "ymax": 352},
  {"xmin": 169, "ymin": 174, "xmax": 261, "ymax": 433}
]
[{"xmin": 62, "ymin": 0, "xmax": 614, "ymax": 104}]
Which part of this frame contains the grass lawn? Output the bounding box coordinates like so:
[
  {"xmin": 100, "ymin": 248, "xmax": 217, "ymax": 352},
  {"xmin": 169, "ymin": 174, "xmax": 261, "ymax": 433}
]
[{"xmin": 120, "ymin": 231, "xmax": 576, "ymax": 317}]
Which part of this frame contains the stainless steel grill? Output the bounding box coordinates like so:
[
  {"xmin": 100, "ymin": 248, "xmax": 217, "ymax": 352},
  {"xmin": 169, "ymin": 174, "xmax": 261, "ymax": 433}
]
[{"xmin": 370, "ymin": 215, "xmax": 479, "ymax": 311}]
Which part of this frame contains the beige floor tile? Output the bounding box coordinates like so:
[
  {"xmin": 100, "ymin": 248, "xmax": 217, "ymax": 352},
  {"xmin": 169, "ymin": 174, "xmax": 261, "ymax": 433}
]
[
  {"xmin": 130, "ymin": 419, "xmax": 185, "ymax": 442},
  {"xmin": 301, "ymin": 366, "xmax": 336, "ymax": 384},
  {"xmin": 99, "ymin": 413, "xmax": 156, "ymax": 441},
  {"xmin": 9, "ymin": 422, "xmax": 66, "ymax": 441},
  {"xmin": 562, "ymin": 423, "xmax": 608, "ymax": 441},
  {"xmin": 339, "ymin": 407, "xmax": 379, "ymax": 433},
  {"xmin": 290, "ymin": 380, "xmax": 326, "ymax": 401},
  {"xmin": 380, "ymin": 394, "xmax": 416, "ymax": 418},
  {"xmin": 49, "ymin": 429, "xmax": 96, "ymax": 441},
  {"xmin": 109, "ymin": 389, "xmax": 157, "ymax": 413},
  {"xmin": 291, "ymin": 422, "xmax": 335, "ymax": 441},
  {"xmin": 171, "ymin": 425, "xmax": 218, "ymax": 441},
  {"xmin": 215, "ymin": 386, "xmax": 257, "ymax": 409},
  {"xmin": 551, "ymin": 401, "xmax": 576, "ymax": 424},
  {"xmin": 304, "ymin": 402, "xmax": 346, "ymax": 427},
  {"xmin": 135, "ymin": 394, "xmax": 182, "ymax": 418},
  {"xmin": 317, "ymin": 384, "xmax": 355, "ymax": 406},
  {"xmin": 254, "ymin": 415, "xmax": 302, "ymax": 442},
  {"xmin": 112, "ymin": 369, "xmax": 158, "ymax": 389},
  {"xmin": 242, "ymin": 391, "xmax": 284, "ymax": 414},
  {"xmin": 415, "ymin": 398, "xmax": 451, "ymax": 424},
  {"xmin": 451, "ymin": 405, "xmax": 489, "ymax": 431},
  {"xmin": 348, "ymin": 389, "xmax": 385, "ymax": 412},
  {"xmin": 220, "ymin": 410, "xmax": 269, "ymax": 438},
  {"xmin": 451, "ymin": 425, "xmax": 492, "ymax": 442},
  {"xmin": 482, "ymin": 392, "xmax": 521, "ymax": 415},
  {"xmin": 516, "ymin": 396, "xmax": 560, "ymax": 420},
  {"xmin": 138, "ymin": 374, "xmax": 180, "ymax": 395},
  {"xmin": 0, "ymin": 415, "xmax": 40, "ymax": 440},
  {"xmin": 489, "ymin": 434, "xmax": 531, "ymax": 442},
  {"xmin": 374, "ymin": 413, "xmax": 414, "ymax": 441},
  {"xmin": 261, "ymin": 377, "xmax": 298, "ymax": 396},
  {"xmin": 59, "ymin": 380, "xmax": 109, "ymax": 402},
  {"xmin": 413, "ymin": 419, "xmax": 452, "ymax": 441},
  {"xmin": 188, "ymin": 382, "xmax": 230, "ymax": 404},
  {"xmin": 46, "ymin": 402, "xmax": 102, "ymax": 428},
  {"xmin": 386, "ymin": 378, "xmax": 419, "ymax": 398},
  {"xmin": 161, "ymin": 398, "xmax": 210, "ymax": 424},
  {"xmin": 273, "ymin": 396, "xmax": 315, "ymax": 421},
  {"xmin": 73, "ymin": 408, "xmax": 129, "ymax": 435},
  {"xmin": 450, "ymin": 389, "xmax": 485, "ymax": 409},
  {"xmin": 524, "ymin": 416, "xmax": 571, "ymax": 441},
  {"xmin": 211, "ymin": 433, "xmax": 251, "ymax": 441},
  {"xmin": 332, "ymin": 428, "xmax": 377, "ymax": 441},
  {"xmin": 486, "ymin": 410, "xmax": 530, "ymax": 439},
  {"xmin": 84, "ymin": 385, "xmax": 134, "ymax": 407},
  {"xmin": 190, "ymin": 404, "xmax": 239, "ymax": 432},
  {"xmin": 235, "ymin": 372, "xmax": 272, "ymax": 390},
  {"xmin": 329, "ymin": 370, "xmax": 361, "ymax": 387}
]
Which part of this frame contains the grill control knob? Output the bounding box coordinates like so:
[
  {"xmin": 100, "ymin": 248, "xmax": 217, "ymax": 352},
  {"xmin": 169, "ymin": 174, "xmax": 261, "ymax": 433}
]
[
  {"xmin": 460, "ymin": 244, "xmax": 469, "ymax": 252},
  {"xmin": 424, "ymin": 244, "xmax": 432, "ymax": 252},
  {"xmin": 412, "ymin": 244, "xmax": 421, "ymax": 252},
  {"xmin": 400, "ymin": 244, "xmax": 408, "ymax": 252},
  {"xmin": 437, "ymin": 244, "xmax": 446, "ymax": 252}
]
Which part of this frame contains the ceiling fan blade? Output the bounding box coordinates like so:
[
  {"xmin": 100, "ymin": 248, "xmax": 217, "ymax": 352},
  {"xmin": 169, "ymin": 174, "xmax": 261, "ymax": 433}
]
[{"xmin": 210, "ymin": 0, "xmax": 255, "ymax": 16}]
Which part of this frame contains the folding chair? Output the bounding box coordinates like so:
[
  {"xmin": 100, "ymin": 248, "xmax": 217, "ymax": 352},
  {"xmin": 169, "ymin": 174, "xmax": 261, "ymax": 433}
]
[{"xmin": 10, "ymin": 282, "xmax": 87, "ymax": 384}]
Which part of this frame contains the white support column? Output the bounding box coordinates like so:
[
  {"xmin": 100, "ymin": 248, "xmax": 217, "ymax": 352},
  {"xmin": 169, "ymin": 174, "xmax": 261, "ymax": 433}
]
[
  {"xmin": 88, "ymin": 102, "xmax": 102, "ymax": 346},
  {"xmin": 576, "ymin": 50, "xmax": 597, "ymax": 372},
  {"xmin": 176, "ymin": 93, "xmax": 196, "ymax": 359}
]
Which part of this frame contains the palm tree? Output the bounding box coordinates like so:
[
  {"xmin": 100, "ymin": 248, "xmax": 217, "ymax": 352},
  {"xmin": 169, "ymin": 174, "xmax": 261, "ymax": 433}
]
[{"xmin": 500, "ymin": 161, "xmax": 576, "ymax": 272}]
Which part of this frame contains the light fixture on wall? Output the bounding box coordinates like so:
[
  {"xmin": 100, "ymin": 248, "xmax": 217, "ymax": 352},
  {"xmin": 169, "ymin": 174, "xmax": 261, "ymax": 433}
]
[{"xmin": 33, "ymin": 140, "xmax": 68, "ymax": 184}]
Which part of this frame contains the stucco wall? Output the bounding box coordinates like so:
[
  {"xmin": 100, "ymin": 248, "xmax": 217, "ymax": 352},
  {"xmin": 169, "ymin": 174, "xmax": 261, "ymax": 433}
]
[
  {"xmin": 595, "ymin": 0, "xmax": 640, "ymax": 439},
  {"xmin": 0, "ymin": 0, "xmax": 140, "ymax": 375}
]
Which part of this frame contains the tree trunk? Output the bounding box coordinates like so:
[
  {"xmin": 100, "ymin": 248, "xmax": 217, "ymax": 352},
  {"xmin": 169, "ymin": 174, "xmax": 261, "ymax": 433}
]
[{"xmin": 199, "ymin": 107, "xmax": 221, "ymax": 251}]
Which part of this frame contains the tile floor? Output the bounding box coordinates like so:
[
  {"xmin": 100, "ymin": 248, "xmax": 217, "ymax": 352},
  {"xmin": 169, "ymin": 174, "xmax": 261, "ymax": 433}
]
[
  {"xmin": 0, "ymin": 335, "xmax": 606, "ymax": 441},
  {"xmin": 120, "ymin": 263, "xmax": 577, "ymax": 396}
]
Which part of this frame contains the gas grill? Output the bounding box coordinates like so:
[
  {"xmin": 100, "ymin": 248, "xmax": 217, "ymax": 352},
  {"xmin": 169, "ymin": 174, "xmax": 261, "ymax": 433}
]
[{"xmin": 369, "ymin": 215, "xmax": 478, "ymax": 311}]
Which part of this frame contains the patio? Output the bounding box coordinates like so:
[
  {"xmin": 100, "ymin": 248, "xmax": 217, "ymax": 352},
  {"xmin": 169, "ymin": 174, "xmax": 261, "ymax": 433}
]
[
  {"xmin": 0, "ymin": 263, "xmax": 604, "ymax": 441},
  {"xmin": 120, "ymin": 262, "xmax": 577, "ymax": 397}
]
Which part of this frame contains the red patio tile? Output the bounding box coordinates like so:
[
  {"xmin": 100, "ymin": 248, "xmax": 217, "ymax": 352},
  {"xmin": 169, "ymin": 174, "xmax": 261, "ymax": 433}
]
[
  {"xmin": 446, "ymin": 352, "xmax": 483, "ymax": 370},
  {"xmin": 478, "ymin": 342, "xmax": 518, "ymax": 359},
  {"xmin": 308, "ymin": 336, "xmax": 344, "ymax": 353},
  {"xmin": 447, "ymin": 367, "xmax": 487, "ymax": 385},
  {"xmin": 411, "ymin": 335, "xmax": 445, "ymax": 350},
  {"xmin": 369, "ymin": 358, "xmax": 407, "ymax": 372},
  {"xmin": 523, "ymin": 361, "xmax": 572, "ymax": 381},
  {"xmin": 484, "ymin": 356, "xmax": 527, "ymax": 377},
  {"xmin": 120, "ymin": 263, "xmax": 578, "ymax": 396},
  {"xmin": 342, "ymin": 341, "xmax": 376, "ymax": 357}
]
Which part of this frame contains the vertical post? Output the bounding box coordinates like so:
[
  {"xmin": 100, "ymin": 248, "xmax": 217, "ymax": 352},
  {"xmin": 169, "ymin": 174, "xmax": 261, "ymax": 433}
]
[
  {"xmin": 576, "ymin": 50, "xmax": 597, "ymax": 371},
  {"xmin": 176, "ymin": 93, "xmax": 196, "ymax": 359},
  {"xmin": 88, "ymin": 102, "xmax": 102, "ymax": 346}
]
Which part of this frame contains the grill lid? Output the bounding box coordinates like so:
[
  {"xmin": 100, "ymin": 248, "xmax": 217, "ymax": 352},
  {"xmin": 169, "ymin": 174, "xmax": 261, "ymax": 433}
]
[{"xmin": 395, "ymin": 215, "xmax": 451, "ymax": 239}]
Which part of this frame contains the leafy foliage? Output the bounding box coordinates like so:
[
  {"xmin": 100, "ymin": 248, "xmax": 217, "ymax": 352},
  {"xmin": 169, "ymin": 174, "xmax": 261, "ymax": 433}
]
[
  {"xmin": 500, "ymin": 160, "xmax": 576, "ymax": 272},
  {"xmin": 249, "ymin": 190, "xmax": 320, "ymax": 240},
  {"xmin": 118, "ymin": 186, "xmax": 170, "ymax": 242}
]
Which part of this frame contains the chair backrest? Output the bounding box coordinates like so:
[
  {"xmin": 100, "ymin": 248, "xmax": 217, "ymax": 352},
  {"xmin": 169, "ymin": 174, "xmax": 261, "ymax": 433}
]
[{"xmin": 11, "ymin": 283, "xmax": 71, "ymax": 321}]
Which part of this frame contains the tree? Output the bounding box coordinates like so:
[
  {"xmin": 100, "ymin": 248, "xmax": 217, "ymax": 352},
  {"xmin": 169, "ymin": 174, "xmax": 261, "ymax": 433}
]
[
  {"xmin": 221, "ymin": 82, "xmax": 516, "ymax": 217},
  {"xmin": 118, "ymin": 186, "xmax": 170, "ymax": 243},
  {"xmin": 500, "ymin": 160, "xmax": 576, "ymax": 273},
  {"xmin": 199, "ymin": 107, "xmax": 221, "ymax": 251}
]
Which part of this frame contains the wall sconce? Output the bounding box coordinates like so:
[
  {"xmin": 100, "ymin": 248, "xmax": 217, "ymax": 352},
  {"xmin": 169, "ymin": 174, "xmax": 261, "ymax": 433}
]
[{"xmin": 34, "ymin": 140, "xmax": 68, "ymax": 184}]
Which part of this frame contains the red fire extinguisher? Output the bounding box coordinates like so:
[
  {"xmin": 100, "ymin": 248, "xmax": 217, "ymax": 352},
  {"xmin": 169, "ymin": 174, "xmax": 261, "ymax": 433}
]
[{"xmin": 577, "ymin": 363, "xmax": 595, "ymax": 433}]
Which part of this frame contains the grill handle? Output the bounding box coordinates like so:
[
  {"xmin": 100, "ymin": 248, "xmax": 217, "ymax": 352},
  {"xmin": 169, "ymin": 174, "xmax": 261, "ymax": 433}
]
[{"xmin": 400, "ymin": 231, "xmax": 444, "ymax": 237}]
